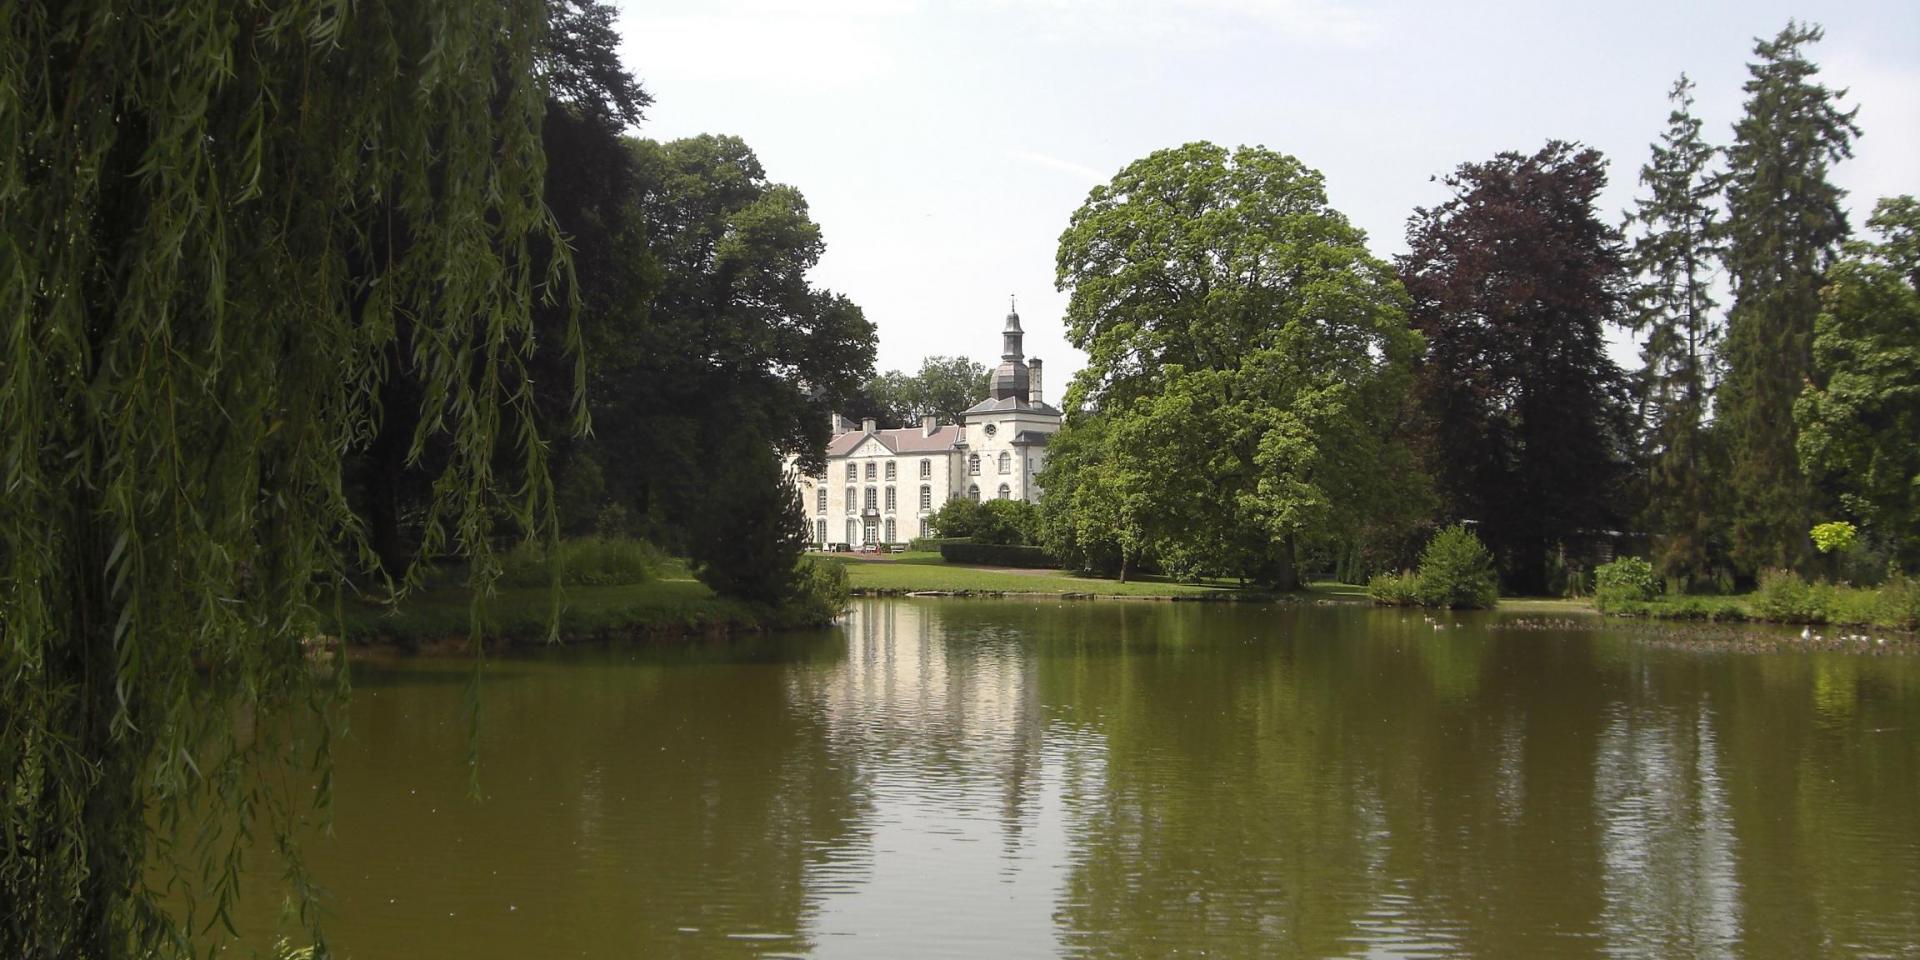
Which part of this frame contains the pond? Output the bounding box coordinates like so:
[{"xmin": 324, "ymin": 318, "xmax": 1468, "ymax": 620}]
[{"xmin": 259, "ymin": 599, "xmax": 1920, "ymax": 958}]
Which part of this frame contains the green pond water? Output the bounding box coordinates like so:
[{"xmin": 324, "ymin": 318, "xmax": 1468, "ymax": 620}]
[{"xmin": 252, "ymin": 599, "xmax": 1920, "ymax": 958}]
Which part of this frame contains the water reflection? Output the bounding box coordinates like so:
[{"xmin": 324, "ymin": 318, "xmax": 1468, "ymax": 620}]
[{"xmin": 251, "ymin": 600, "xmax": 1920, "ymax": 958}]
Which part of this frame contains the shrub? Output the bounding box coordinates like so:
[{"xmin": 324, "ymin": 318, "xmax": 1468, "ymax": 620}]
[
  {"xmin": 974, "ymin": 499, "xmax": 1040, "ymax": 545},
  {"xmin": 938, "ymin": 542, "xmax": 1054, "ymax": 568},
  {"xmin": 1415, "ymin": 525, "xmax": 1499, "ymax": 609},
  {"xmin": 929, "ymin": 498, "xmax": 985, "ymax": 538},
  {"xmin": 1367, "ymin": 571, "xmax": 1422, "ymax": 606},
  {"xmin": 1752, "ymin": 568, "xmax": 1829, "ymax": 623},
  {"xmin": 1593, "ymin": 556, "xmax": 1660, "ymax": 604},
  {"xmin": 776, "ymin": 556, "xmax": 850, "ymax": 627},
  {"xmin": 909, "ymin": 536, "xmax": 970, "ymax": 553},
  {"xmin": 498, "ymin": 536, "xmax": 662, "ymax": 587}
]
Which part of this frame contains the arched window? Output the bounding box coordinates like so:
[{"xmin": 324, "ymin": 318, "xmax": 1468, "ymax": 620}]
[
  {"xmin": 816, "ymin": 488, "xmax": 826, "ymax": 513},
  {"xmin": 919, "ymin": 458, "xmax": 931, "ymax": 479},
  {"xmin": 845, "ymin": 462, "xmax": 856, "ymax": 482},
  {"xmin": 845, "ymin": 487, "xmax": 856, "ymax": 511},
  {"xmin": 885, "ymin": 461, "xmax": 896, "ymax": 481},
  {"xmin": 865, "ymin": 461, "xmax": 877, "ymax": 481},
  {"xmin": 884, "ymin": 486, "xmax": 896, "ymax": 512},
  {"xmin": 967, "ymin": 453, "xmax": 980, "ymax": 476},
  {"xmin": 919, "ymin": 485, "xmax": 931, "ymax": 510},
  {"xmin": 884, "ymin": 518, "xmax": 896, "ymax": 543},
  {"xmin": 998, "ymin": 451, "xmax": 1011, "ymax": 474},
  {"xmin": 968, "ymin": 484, "xmax": 980, "ymax": 502},
  {"xmin": 997, "ymin": 484, "xmax": 1011, "ymax": 500}
]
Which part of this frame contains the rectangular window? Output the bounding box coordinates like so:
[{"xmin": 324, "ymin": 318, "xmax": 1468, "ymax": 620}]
[
  {"xmin": 845, "ymin": 487, "xmax": 856, "ymax": 511},
  {"xmin": 816, "ymin": 488, "xmax": 826, "ymax": 513},
  {"xmin": 919, "ymin": 459, "xmax": 931, "ymax": 479},
  {"xmin": 864, "ymin": 487, "xmax": 878, "ymax": 509},
  {"xmin": 865, "ymin": 461, "xmax": 877, "ymax": 481},
  {"xmin": 885, "ymin": 461, "xmax": 896, "ymax": 481},
  {"xmin": 885, "ymin": 486, "xmax": 896, "ymax": 512},
  {"xmin": 919, "ymin": 485, "xmax": 931, "ymax": 510},
  {"xmin": 845, "ymin": 463, "xmax": 856, "ymax": 482}
]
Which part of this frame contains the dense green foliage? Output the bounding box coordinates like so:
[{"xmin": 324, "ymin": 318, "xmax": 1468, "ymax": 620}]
[
  {"xmin": 498, "ymin": 537, "xmax": 664, "ymax": 588},
  {"xmin": 853, "ymin": 356, "xmax": 990, "ymax": 427},
  {"xmin": 1796, "ymin": 198, "xmax": 1920, "ymax": 570},
  {"xmin": 1414, "ymin": 526, "xmax": 1501, "ymax": 609},
  {"xmin": 1365, "ymin": 526, "xmax": 1499, "ymax": 609},
  {"xmin": 1, "ymin": 2, "xmax": 566, "ymax": 955},
  {"xmin": 1399, "ymin": 142, "xmax": 1635, "ymax": 595},
  {"xmin": 938, "ymin": 542, "xmax": 1057, "ymax": 568},
  {"xmin": 1366, "ymin": 571, "xmax": 1424, "ymax": 607},
  {"xmin": 1623, "ymin": 76, "xmax": 1729, "ymax": 589},
  {"xmin": 1718, "ymin": 22, "xmax": 1860, "ymax": 575},
  {"xmin": 1593, "ymin": 556, "xmax": 1661, "ymax": 603},
  {"xmin": 776, "ymin": 557, "xmax": 852, "ymax": 627},
  {"xmin": 1043, "ymin": 143, "xmax": 1425, "ymax": 589}
]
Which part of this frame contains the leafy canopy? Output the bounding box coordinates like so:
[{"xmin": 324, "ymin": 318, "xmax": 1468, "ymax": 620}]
[
  {"xmin": 2, "ymin": 1, "xmax": 567, "ymax": 956},
  {"xmin": 1047, "ymin": 142, "xmax": 1422, "ymax": 588}
]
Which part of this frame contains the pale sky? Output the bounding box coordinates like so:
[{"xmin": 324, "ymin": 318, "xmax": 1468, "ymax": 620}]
[{"xmin": 612, "ymin": 0, "xmax": 1919, "ymax": 389}]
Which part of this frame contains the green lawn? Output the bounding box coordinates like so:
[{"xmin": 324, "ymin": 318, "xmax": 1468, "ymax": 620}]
[
  {"xmin": 822, "ymin": 551, "xmax": 1364, "ymax": 600},
  {"xmin": 338, "ymin": 571, "xmax": 767, "ymax": 647}
]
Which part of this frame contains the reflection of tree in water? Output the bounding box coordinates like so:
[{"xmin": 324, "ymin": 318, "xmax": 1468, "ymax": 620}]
[{"xmin": 312, "ymin": 636, "xmax": 868, "ymax": 958}]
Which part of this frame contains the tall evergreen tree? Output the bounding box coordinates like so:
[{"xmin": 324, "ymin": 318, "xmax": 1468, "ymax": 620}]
[
  {"xmin": 1623, "ymin": 75, "xmax": 1727, "ymax": 589},
  {"xmin": 1399, "ymin": 142, "xmax": 1636, "ymax": 595},
  {"xmin": 1718, "ymin": 21, "xmax": 1860, "ymax": 574}
]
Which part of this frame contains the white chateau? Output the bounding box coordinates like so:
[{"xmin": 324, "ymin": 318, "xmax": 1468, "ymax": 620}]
[{"xmin": 796, "ymin": 303, "xmax": 1062, "ymax": 548}]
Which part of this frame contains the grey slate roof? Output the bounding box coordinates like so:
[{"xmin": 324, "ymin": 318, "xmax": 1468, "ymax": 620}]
[{"xmin": 960, "ymin": 396, "xmax": 1063, "ymax": 417}]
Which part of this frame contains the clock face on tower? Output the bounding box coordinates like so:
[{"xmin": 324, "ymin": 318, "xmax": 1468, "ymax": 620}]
[{"xmin": 983, "ymin": 424, "xmax": 997, "ymax": 437}]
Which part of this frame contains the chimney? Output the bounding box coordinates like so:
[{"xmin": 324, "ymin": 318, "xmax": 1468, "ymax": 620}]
[
  {"xmin": 862, "ymin": 417, "xmax": 876, "ymax": 435},
  {"xmin": 1027, "ymin": 357, "xmax": 1044, "ymax": 405},
  {"xmin": 831, "ymin": 413, "xmax": 848, "ymax": 435},
  {"xmin": 922, "ymin": 415, "xmax": 937, "ymax": 437}
]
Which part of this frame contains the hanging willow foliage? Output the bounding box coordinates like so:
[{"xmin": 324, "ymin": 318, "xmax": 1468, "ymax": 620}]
[{"xmin": 1, "ymin": 2, "xmax": 574, "ymax": 957}]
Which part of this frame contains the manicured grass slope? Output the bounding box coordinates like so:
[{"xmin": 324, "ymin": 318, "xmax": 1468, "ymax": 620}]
[
  {"xmin": 339, "ymin": 571, "xmax": 765, "ymax": 646},
  {"xmin": 827, "ymin": 552, "xmax": 1363, "ymax": 600}
]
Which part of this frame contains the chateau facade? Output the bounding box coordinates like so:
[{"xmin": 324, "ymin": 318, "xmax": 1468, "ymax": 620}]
[{"xmin": 796, "ymin": 305, "xmax": 1062, "ymax": 548}]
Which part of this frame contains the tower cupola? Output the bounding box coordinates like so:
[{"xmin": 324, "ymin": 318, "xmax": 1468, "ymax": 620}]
[{"xmin": 990, "ymin": 297, "xmax": 1031, "ymax": 401}]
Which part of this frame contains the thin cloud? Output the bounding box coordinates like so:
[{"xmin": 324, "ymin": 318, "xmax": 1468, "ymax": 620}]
[{"xmin": 1008, "ymin": 150, "xmax": 1109, "ymax": 184}]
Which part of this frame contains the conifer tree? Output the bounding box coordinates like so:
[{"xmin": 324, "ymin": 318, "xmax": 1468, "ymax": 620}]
[
  {"xmin": 1624, "ymin": 75, "xmax": 1726, "ymax": 589},
  {"xmin": 1718, "ymin": 21, "xmax": 1860, "ymax": 574}
]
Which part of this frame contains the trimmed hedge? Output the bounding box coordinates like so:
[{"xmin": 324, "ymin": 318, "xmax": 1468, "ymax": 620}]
[
  {"xmin": 910, "ymin": 536, "xmax": 971, "ymax": 553},
  {"xmin": 939, "ymin": 542, "xmax": 1055, "ymax": 568}
]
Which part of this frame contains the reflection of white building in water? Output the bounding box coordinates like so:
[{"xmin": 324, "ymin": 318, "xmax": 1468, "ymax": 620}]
[{"xmin": 795, "ymin": 304, "xmax": 1062, "ymax": 548}]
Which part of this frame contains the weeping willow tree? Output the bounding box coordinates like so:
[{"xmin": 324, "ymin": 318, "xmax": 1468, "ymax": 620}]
[{"xmin": 1, "ymin": 2, "xmax": 574, "ymax": 957}]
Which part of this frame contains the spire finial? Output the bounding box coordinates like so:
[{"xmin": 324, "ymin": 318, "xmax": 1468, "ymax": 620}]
[{"xmin": 1009, "ymin": 293, "xmax": 1017, "ymax": 314}]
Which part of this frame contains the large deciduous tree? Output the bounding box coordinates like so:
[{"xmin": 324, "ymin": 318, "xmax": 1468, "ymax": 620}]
[
  {"xmin": 586, "ymin": 134, "xmax": 874, "ymax": 556},
  {"xmin": 1399, "ymin": 141, "xmax": 1636, "ymax": 595},
  {"xmin": 1047, "ymin": 143, "xmax": 1424, "ymax": 589},
  {"xmin": 853, "ymin": 355, "xmax": 992, "ymax": 427},
  {"xmin": 1795, "ymin": 197, "xmax": 1920, "ymax": 570},
  {"xmin": 1, "ymin": 2, "xmax": 565, "ymax": 955},
  {"xmin": 1623, "ymin": 75, "xmax": 1729, "ymax": 590},
  {"xmin": 1718, "ymin": 21, "xmax": 1859, "ymax": 575}
]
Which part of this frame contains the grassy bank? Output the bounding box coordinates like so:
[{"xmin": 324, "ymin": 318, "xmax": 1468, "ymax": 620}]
[
  {"xmin": 1598, "ymin": 580, "xmax": 1919, "ymax": 632},
  {"xmin": 339, "ymin": 563, "xmax": 769, "ymax": 649},
  {"xmin": 823, "ymin": 551, "xmax": 1366, "ymax": 601}
]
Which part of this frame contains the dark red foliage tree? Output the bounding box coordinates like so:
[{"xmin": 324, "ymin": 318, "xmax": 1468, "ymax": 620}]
[{"xmin": 1398, "ymin": 141, "xmax": 1638, "ymax": 594}]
